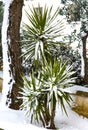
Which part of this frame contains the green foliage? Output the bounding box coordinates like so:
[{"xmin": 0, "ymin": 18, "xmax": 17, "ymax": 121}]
[
  {"xmin": 21, "ymin": 5, "xmax": 64, "ymax": 66},
  {"xmin": 53, "ymin": 45, "xmax": 81, "ymax": 82},
  {"xmin": 0, "ymin": 2, "xmax": 3, "ymax": 23},
  {"xmin": 20, "ymin": 60, "xmax": 75, "ymax": 128},
  {"xmin": 60, "ymin": 0, "xmax": 88, "ymax": 22}
]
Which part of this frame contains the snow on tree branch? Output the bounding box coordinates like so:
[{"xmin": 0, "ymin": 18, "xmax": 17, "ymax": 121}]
[{"xmin": 81, "ymin": 31, "xmax": 87, "ymax": 38}]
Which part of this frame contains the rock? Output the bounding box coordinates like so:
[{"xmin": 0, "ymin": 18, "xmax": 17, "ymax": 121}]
[
  {"xmin": 0, "ymin": 78, "xmax": 3, "ymax": 92},
  {"xmin": 72, "ymin": 91, "xmax": 88, "ymax": 118}
]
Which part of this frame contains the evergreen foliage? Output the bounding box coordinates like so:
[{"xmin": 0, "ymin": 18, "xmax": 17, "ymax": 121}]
[
  {"xmin": 53, "ymin": 45, "xmax": 81, "ymax": 83},
  {"xmin": 60, "ymin": 0, "xmax": 88, "ymax": 22}
]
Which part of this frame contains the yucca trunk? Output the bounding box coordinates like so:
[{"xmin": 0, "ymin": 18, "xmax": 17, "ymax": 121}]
[
  {"xmin": 42, "ymin": 95, "xmax": 50, "ymax": 127},
  {"xmin": 50, "ymin": 109, "xmax": 56, "ymax": 129},
  {"xmin": 49, "ymin": 93, "xmax": 56, "ymax": 129}
]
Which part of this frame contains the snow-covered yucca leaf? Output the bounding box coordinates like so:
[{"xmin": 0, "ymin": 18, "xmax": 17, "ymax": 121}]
[
  {"xmin": 20, "ymin": 73, "xmax": 46, "ymax": 125},
  {"xmin": 21, "ymin": 5, "xmax": 65, "ymax": 65},
  {"xmin": 40, "ymin": 60, "xmax": 75, "ymax": 115}
]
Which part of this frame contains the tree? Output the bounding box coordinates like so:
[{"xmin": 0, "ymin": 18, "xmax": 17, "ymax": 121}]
[
  {"xmin": 1, "ymin": 0, "xmax": 23, "ymax": 109},
  {"xmin": 0, "ymin": 1, "xmax": 3, "ymax": 42},
  {"xmin": 0, "ymin": 2, "xmax": 3, "ymax": 65},
  {"xmin": 81, "ymin": 27, "xmax": 88, "ymax": 84}
]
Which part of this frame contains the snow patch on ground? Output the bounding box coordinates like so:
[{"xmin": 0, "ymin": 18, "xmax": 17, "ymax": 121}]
[
  {"xmin": 65, "ymin": 85, "xmax": 88, "ymax": 93},
  {"xmin": 0, "ymin": 85, "xmax": 88, "ymax": 130},
  {"xmin": 0, "ymin": 104, "xmax": 46, "ymax": 130},
  {"xmin": 55, "ymin": 103, "xmax": 88, "ymax": 130}
]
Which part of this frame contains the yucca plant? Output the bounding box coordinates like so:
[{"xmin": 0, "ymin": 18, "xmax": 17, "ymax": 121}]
[
  {"xmin": 20, "ymin": 4, "xmax": 75, "ymax": 129},
  {"xmin": 20, "ymin": 60, "xmax": 75, "ymax": 129},
  {"xmin": 21, "ymin": 5, "xmax": 64, "ymax": 67}
]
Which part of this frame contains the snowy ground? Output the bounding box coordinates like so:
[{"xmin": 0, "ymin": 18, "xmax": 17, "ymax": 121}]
[{"xmin": 0, "ymin": 85, "xmax": 88, "ymax": 130}]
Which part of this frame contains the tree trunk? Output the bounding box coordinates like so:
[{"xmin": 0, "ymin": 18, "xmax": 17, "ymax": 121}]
[
  {"xmin": 81, "ymin": 31, "xmax": 88, "ymax": 84},
  {"xmin": 2, "ymin": 0, "xmax": 23, "ymax": 109}
]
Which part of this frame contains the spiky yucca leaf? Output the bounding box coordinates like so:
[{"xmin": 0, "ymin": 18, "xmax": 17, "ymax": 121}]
[
  {"xmin": 40, "ymin": 60, "xmax": 75, "ymax": 115},
  {"xmin": 21, "ymin": 5, "xmax": 64, "ymax": 64},
  {"xmin": 21, "ymin": 73, "xmax": 44, "ymax": 122}
]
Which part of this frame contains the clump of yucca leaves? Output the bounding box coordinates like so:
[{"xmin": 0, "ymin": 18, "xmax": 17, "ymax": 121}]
[
  {"xmin": 21, "ymin": 4, "xmax": 64, "ymax": 67},
  {"xmin": 20, "ymin": 60, "xmax": 75, "ymax": 129}
]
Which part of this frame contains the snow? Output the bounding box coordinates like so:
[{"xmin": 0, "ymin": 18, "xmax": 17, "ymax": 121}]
[
  {"xmin": 0, "ymin": 101, "xmax": 46, "ymax": 130},
  {"xmin": 55, "ymin": 104, "xmax": 88, "ymax": 130},
  {"xmin": 0, "ymin": 71, "xmax": 3, "ymax": 78},
  {"xmin": 86, "ymin": 26, "xmax": 88, "ymax": 31},
  {"xmin": 56, "ymin": 108, "xmax": 80, "ymax": 129},
  {"xmin": 81, "ymin": 31, "xmax": 87, "ymax": 38},
  {"xmin": 2, "ymin": 0, "xmax": 13, "ymax": 4},
  {"xmin": 24, "ymin": 0, "xmax": 61, "ymax": 8},
  {"xmin": 65, "ymin": 85, "xmax": 88, "ymax": 93},
  {"xmin": 0, "ymin": 85, "xmax": 88, "ymax": 130}
]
